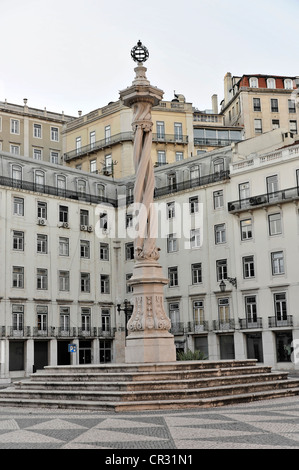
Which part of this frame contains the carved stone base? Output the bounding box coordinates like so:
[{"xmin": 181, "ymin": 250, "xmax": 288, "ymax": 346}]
[{"xmin": 125, "ymin": 261, "xmax": 176, "ymax": 363}]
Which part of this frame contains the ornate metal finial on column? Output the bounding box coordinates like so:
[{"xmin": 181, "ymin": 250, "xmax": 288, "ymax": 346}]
[{"xmin": 119, "ymin": 41, "xmax": 176, "ymax": 363}]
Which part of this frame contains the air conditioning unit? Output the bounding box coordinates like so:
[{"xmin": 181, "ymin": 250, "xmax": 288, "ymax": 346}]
[
  {"xmin": 87, "ymin": 226, "xmax": 93, "ymax": 232},
  {"xmin": 80, "ymin": 225, "xmax": 87, "ymax": 231},
  {"xmin": 37, "ymin": 218, "xmax": 46, "ymax": 225},
  {"xmin": 62, "ymin": 222, "xmax": 69, "ymax": 228}
]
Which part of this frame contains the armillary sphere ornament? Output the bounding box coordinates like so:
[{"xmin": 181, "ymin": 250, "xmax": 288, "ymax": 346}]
[{"xmin": 131, "ymin": 40, "xmax": 149, "ymax": 63}]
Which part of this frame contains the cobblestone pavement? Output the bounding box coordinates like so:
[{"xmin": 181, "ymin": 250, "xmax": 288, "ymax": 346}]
[{"xmin": 0, "ymin": 397, "xmax": 299, "ymax": 450}]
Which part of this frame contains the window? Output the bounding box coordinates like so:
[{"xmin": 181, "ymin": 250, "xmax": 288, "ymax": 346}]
[
  {"xmin": 253, "ymin": 98, "xmax": 261, "ymax": 111},
  {"xmin": 272, "ymin": 119, "xmax": 280, "ymax": 129},
  {"xmin": 290, "ymin": 120, "xmax": 298, "ymax": 134},
  {"xmin": 174, "ymin": 122, "xmax": 183, "ymax": 141},
  {"xmin": 59, "ymin": 205, "xmax": 68, "ymax": 223},
  {"xmin": 33, "ymin": 149, "xmax": 42, "ymax": 160},
  {"xmin": 215, "ymin": 224, "xmax": 226, "ymax": 244},
  {"xmin": 37, "ymin": 268, "xmax": 48, "ymax": 290},
  {"xmin": 271, "ymin": 251, "xmax": 285, "ymax": 275},
  {"xmin": 76, "ymin": 137, "xmax": 81, "ymax": 154},
  {"xmin": 97, "ymin": 184, "xmax": 106, "ymax": 199},
  {"xmin": 77, "ymin": 179, "xmax": 86, "ymax": 195},
  {"xmin": 190, "ymin": 165, "xmax": 200, "ymax": 182},
  {"xmin": 59, "ymin": 271, "xmax": 70, "ymax": 291},
  {"xmin": 190, "ymin": 228, "xmax": 201, "ymax": 248},
  {"xmin": 168, "ymin": 267, "xmax": 178, "ymax": 287},
  {"xmin": 240, "ymin": 219, "xmax": 253, "ymax": 240},
  {"xmin": 274, "ymin": 293, "xmax": 287, "ymax": 321},
  {"xmin": 285, "ymin": 79, "xmax": 293, "ymax": 89},
  {"xmin": 271, "ymin": 99, "xmax": 279, "ymax": 113},
  {"xmin": 12, "ymin": 165, "xmax": 22, "ymax": 186},
  {"xmin": 101, "ymin": 309, "xmax": 111, "ymax": 332},
  {"xmin": 100, "ymin": 340, "xmax": 112, "ymax": 363},
  {"xmin": 90, "ymin": 131, "xmax": 96, "ymax": 149},
  {"xmin": 288, "ymin": 99, "xmax": 296, "ymax": 113},
  {"xmin": 126, "ymin": 213, "xmax": 133, "ymax": 228},
  {"xmin": 11, "ymin": 119, "xmax": 20, "ymax": 134},
  {"xmin": 80, "ymin": 240, "xmax": 90, "ymax": 259},
  {"xmin": 243, "ymin": 256, "xmax": 255, "ymax": 279},
  {"xmin": 213, "ymin": 159, "xmax": 224, "ymax": 174},
  {"xmin": 80, "ymin": 209, "xmax": 89, "ymax": 226},
  {"xmin": 157, "ymin": 150, "xmax": 166, "ymax": 165},
  {"xmin": 81, "ymin": 308, "xmax": 91, "ymax": 332},
  {"xmin": 80, "ymin": 273, "xmax": 90, "ymax": 292},
  {"xmin": 167, "ymin": 201, "xmax": 175, "ymax": 219},
  {"xmin": 213, "ymin": 190, "xmax": 224, "ymax": 209},
  {"xmin": 167, "ymin": 233, "xmax": 177, "ymax": 253},
  {"xmin": 33, "ymin": 123, "xmax": 42, "ymax": 138},
  {"xmin": 51, "ymin": 151, "xmax": 59, "ymax": 164},
  {"xmin": 105, "ymin": 154, "xmax": 112, "ymax": 173},
  {"xmin": 267, "ymin": 78, "xmax": 276, "ymax": 89},
  {"xmin": 269, "ymin": 213, "xmax": 282, "ymax": 236},
  {"xmin": 216, "ymin": 259, "xmax": 227, "ymax": 281},
  {"xmin": 254, "ymin": 119, "xmax": 262, "ymax": 134},
  {"xmin": 267, "ymin": 175, "xmax": 279, "ymax": 199},
  {"xmin": 37, "ymin": 305, "xmax": 48, "ymax": 331},
  {"xmin": 100, "ymin": 243, "xmax": 109, "ymax": 261},
  {"xmin": 12, "ymin": 304, "xmax": 24, "ymax": 331},
  {"xmin": 13, "ymin": 231, "xmax": 24, "ymax": 251},
  {"xmin": 99, "ymin": 212, "xmax": 108, "ymax": 229},
  {"xmin": 105, "ymin": 125, "xmax": 111, "ymax": 144},
  {"xmin": 175, "ymin": 152, "xmax": 184, "ymax": 161},
  {"xmin": 191, "ymin": 263, "xmax": 202, "ymax": 284},
  {"xmin": 35, "ymin": 170, "xmax": 45, "ymax": 188},
  {"xmin": 125, "ymin": 242, "xmax": 134, "ymax": 261},
  {"xmin": 218, "ymin": 298, "xmax": 230, "ymax": 323},
  {"xmin": 169, "ymin": 303, "xmax": 180, "ymax": 324},
  {"xmin": 59, "ymin": 237, "xmax": 69, "ymax": 256},
  {"xmin": 60, "ymin": 307, "xmax": 70, "ymax": 331},
  {"xmin": 156, "ymin": 121, "xmax": 165, "ymax": 139},
  {"xmin": 10, "ymin": 144, "xmax": 20, "ymax": 155},
  {"xmin": 245, "ymin": 296, "xmax": 257, "ymax": 323},
  {"xmin": 193, "ymin": 300, "xmax": 204, "ymax": 324},
  {"xmin": 51, "ymin": 127, "xmax": 59, "ymax": 141},
  {"xmin": 101, "ymin": 275, "xmax": 110, "ymax": 294},
  {"xmin": 189, "ymin": 196, "xmax": 199, "ymax": 214},
  {"xmin": 126, "ymin": 273, "xmax": 133, "ymax": 294},
  {"xmin": 12, "ymin": 266, "xmax": 24, "ymax": 288},
  {"xmin": 37, "ymin": 234, "xmax": 48, "ymax": 254},
  {"xmin": 249, "ymin": 77, "xmax": 258, "ymax": 88},
  {"xmin": 13, "ymin": 197, "xmax": 24, "ymax": 216},
  {"xmin": 167, "ymin": 173, "xmax": 177, "ymax": 191},
  {"xmin": 37, "ymin": 201, "xmax": 47, "ymax": 219},
  {"xmin": 90, "ymin": 159, "xmax": 97, "ymax": 173},
  {"xmin": 57, "ymin": 175, "xmax": 66, "ymax": 196}
]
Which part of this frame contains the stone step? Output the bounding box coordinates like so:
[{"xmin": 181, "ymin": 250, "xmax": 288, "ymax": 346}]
[
  {"xmin": 3, "ymin": 378, "xmax": 299, "ymax": 403},
  {"xmin": 15, "ymin": 372, "xmax": 289, "ymax": 392},
  {"xmin": 0, "ymin": 386, "xmax": 299, "ymax": 412},
  {"xmin": 29, "ymin": 365, "xmax": 272, "ymax": 383},
  {"xmin": 36, "ymin": 359, "xmax": 258, "ymax": 376}
]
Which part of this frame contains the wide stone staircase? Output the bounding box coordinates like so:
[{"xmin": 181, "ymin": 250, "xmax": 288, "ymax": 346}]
[{"xmin": 1, "ymin": 360, "xmax": 299, "ymax": 412}]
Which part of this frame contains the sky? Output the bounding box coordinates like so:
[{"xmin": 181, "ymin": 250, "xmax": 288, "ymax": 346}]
[{"xmin": 1, "ymin": 0, "xmax": 298, "ymax": 116}]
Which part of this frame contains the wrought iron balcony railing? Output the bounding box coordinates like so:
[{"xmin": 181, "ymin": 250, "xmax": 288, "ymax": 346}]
[
  {"xmin": 64, "ymin": 132, "xmax": 134, "ymax": 161},
  {"xmin": 213, "ymin": 319, "xmax": 235, "ymax": 331},
  {"xmin": 194, "ymin": 137, "xmax": 241, "ymax": 147},
  {"xmin": 268, "ymin": 316, "xmax": 293, "ymax": 328},
  {"xmin": 170, "ymin": 322, "xmax": 185, "ymax": 335},
  {"xmin": 228, "ymin": 186, "xmax": 299, "ymax": 213},
  {"xmin": 239, "ymin": 318, "xmax": 263, "ymax": 329},
  {"xmin": 152, "ymin": 133, "xmax": 188, "ymax": 145},
  {"xmin": 187, "ymin": 321, "xmax": 209, "ymax": 333}
]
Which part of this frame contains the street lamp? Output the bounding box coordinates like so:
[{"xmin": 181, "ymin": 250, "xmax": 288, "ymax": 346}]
[
  {"xmin": 219, "ymin": 277, "xmax": 237, "ymax": 292},
  {"xmin": 117, "ymin": 299, "xmax": 133, "ymax": 336}
]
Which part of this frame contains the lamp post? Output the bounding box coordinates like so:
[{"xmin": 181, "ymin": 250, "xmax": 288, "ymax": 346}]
[
  {"xmin": 119, "ymin": 41, "xmax": 176, "ymax": 363},
  {"xmin": 117, "ymin": 299, "xmax": 133, "ymax": 336}
]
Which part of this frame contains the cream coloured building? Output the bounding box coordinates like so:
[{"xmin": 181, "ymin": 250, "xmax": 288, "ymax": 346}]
[{"xmin": 1, "ymin": 127, "xmax": 299, "ymax": 381}]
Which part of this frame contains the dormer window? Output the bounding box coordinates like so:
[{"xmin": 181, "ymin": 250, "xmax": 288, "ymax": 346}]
[
  {"xmin": 249, "ymin": 77, "xmax": 258, "ymax": 88},
  {"xmin": 267, "ymin": 78, "xmax": 276, "ymax": 89},
  {"xmin": 284, "ymin": 78, "xmax": 293, "ymax": 90}
]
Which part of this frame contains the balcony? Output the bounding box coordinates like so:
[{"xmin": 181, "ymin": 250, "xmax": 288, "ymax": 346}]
[
  {"xmin": 213, "ymin": 319, "xmax": 235, "ymax": 331},
  {"xmin": 64, "ymin": 132, "xmax": 134, "ymax": 161},
  {"xmin": 0, "ymin": 326, "xmax": 116, "ymax": 339},
  {"xmin": 187, "ymin": 321, "xmax": 209, "ymax": 333},
  {"xmin": 268, "ymin": 316, "xmax": 293, "ymax": 328},
  {"xmin": 228, "ymin": 186, "xmax": 299, "ymax": 213},
  {"xmin": 170, "ymin": 322, "xmax": 185, "ymax": 335},
  {"xmin": 194, "ymin": 137, "xmax": 241, "ymax": 147},
  {"xmin": 239, "ymin": 318, "xmax": 263, "ymax": 329},
  {"xmin": 152, "ymin": 133, "xmax": 188, "ymax": 145}
]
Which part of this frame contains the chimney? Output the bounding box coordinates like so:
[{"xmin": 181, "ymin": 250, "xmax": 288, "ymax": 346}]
[
  {"xmin": 224, "ymin": 72, "xmax": 233, "ymax": 106},
  {"xmin": 212, "ymin": 94, "xmax": 218, "ymax": 114}
]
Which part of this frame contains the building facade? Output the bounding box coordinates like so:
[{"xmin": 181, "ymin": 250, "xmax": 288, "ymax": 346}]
[{"xmin": 1, "ymin": 126, "xmax": 299, "ymax": 380}]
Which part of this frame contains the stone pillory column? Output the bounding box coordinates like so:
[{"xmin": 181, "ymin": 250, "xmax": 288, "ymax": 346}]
[{"xmin": 119, "ymin": 41, "xmax": 176, "ymax": 363}]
